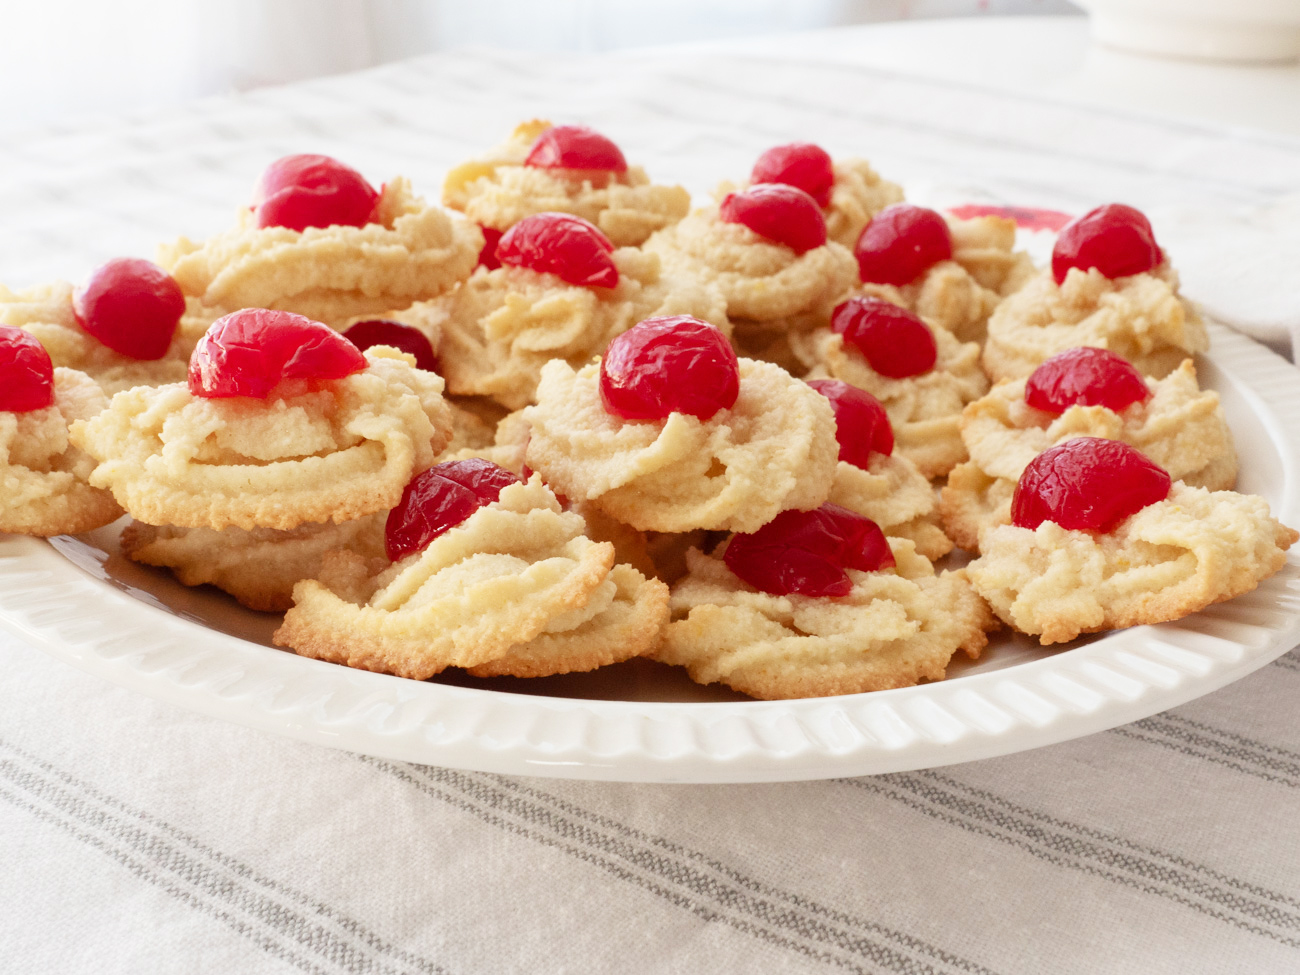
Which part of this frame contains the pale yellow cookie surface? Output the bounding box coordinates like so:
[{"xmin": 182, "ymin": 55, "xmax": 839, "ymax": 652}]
[
  {"xmin": 823, "ymin": 157, "xmax": 906, "ymax": 250},
  {"xmin": 523, "ymin": 357, "xmax": 838, "ymax": 534},
  {"xmin": 983, "ymin": 263, "xmax": 1209, "ymax": 383},
  {"xmin": 966, "ymin": 483, "xmax": 1298, "ymax": 644},
  {"xmin": 0, "ymin": 368, "xmax": 122, "ymax": 536},
  {"xmin": 273, "ymin": 477, "xmax": 669, "ymax": 679},
  {"xmin": 792, "ymin": 324, "xmax": 988, "ymax": 478},
  {"xmin": 423, "ymin": 246, "xmax": 728, "ymax": 410},
  {"xmin": 827, "ymin": 452, "xmax": 953, "ymax": 561},
  {"xmin": 159, "ymin": 178, "xmax": 481, "ymax": 329},
  {"xmin": 70, "ymin": 348, "xmax": 452, "ymax": 530},
  {"xmin": 653, "ymin": 539, "xmax": 992, "ymax": 699},
  {"xmin": 121, "ymin": 513, "xmax": 386, "ymax": 613},
  {"xmin": 940, "ymin": 360, "xmax": 1238, "ymax": 551},
  {"xmin": 642, "ymin": 207, "xmax": 857, "ymax": 328},
  {"xmin": 442, "ymin": 120, "xmax": 689, "ymax": 247}
]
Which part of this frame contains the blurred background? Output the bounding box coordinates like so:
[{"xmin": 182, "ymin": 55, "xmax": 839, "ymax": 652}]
[{"xmin": 0, "ymin": 0, "xmax": 1077, "ymax": 130}]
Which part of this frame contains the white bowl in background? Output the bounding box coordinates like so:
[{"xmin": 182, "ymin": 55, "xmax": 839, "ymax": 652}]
[{"xmin": 1074, "ymin": 0, "xmax": 1300, "ymax": 62}]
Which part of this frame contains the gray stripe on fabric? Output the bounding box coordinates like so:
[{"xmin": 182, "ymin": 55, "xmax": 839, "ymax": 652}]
[
  {"xmin": 1112, "ymin": 714, "xmax": 1300, "ymax": 789},
  {"xmin": 1273, "ymin": 653, "xmax": 1300, "ymax": 672},
  {"xmin": 367, "ymin": 758, "xmax": 1002, "ymax": 975},
  {"xmin": 839, "ymin": 772, "xmax": 1300, "ymax": 947},
  {"xmin": 0, "ymin": 741, "xmax": 452, "ymax": 975}
]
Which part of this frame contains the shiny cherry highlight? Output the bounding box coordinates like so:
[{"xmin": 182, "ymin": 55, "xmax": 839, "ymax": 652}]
[
  {"xmin": 385, "ymin": 459, "xmax": 523, "ymax": 561},
  {"xmin": 1025, "ymin": 347, "xmax": 1150, "ymax": 415},
  {"xmin": 750, "ymin": 143, "xmax": 835, "ymax": 208},
  {"xmin": 1010, "ymin": 437, "xmax": 1171, "ymax": 533},
  {"xmin": 806, "ymin": 378, "xmax": 893, "ymax": 467},
  {"xmin": 719, "ymin": 184, "xmax": 827, "ymax": 254},
  {"xmin": 854, "ymin": 203, "xmax": 953, "ymax": 286},
  {"xmin": 253, "ymin": 154, "xmax": 379, "ymax": 232},
  {"xmin": 1051, "ymin": 203, "xmax": 1160, "ymax": 285},
  {"xmin": 73, "ymin": 257, "xmax": 185, "ymax": 361},
  {"xmin": 831, "ymin": 296, "xmax": 937, "ymax": 379},
  {"xmin": 496, "ymin": 212, "xmax": 619, "ymax": 288},
  {"xmin": 599, "ymin": 316, "xmax": 739, "ymax": 421},
  {"xmin": 0, "ymin": 327, "xmax": 55, "ymax": 413},
  {"xmin": 524, "ymin": 125, "xmax": 628, "ymax": 172}
]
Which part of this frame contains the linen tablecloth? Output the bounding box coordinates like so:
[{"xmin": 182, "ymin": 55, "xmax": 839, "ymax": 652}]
[{"xmin": 2, "ymin": 34, "xmax": 1300, "ymax": 974}]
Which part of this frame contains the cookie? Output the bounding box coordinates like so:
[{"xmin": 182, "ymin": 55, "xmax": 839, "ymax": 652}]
[{"xmin": 827, "ymin": 452, "xmax": 952, "ymax": 561}]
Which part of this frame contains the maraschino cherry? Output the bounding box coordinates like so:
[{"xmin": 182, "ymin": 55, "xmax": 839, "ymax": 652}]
[
  {"xmin": 806, "ymin": 379, "xmax": 894, "ymax": 467},
  {"xmin": 342, "ymin": 319, "xmax": 439, "ymax": 373},
  {"xmin": 1025, "ymin": 347, "xmax": 1150, "ymax": 415},
  {"xmin": 477, "ymin": 226, "xmax": 504, "ymax": 270},
  {"xmin": 496, "ymin": 213, "xmax": 619, "ymax": 288},
  {"xmin": 1051, "ymin": 204, "xmax": 1161, "ymax": 285},
  {"xmin": 600, "ymin": 316, "xmax": 739, "ymax": 421},
  {"xmin": 751, "ymin": 143, "xmax": 835, "ymax": 208},
  {"xmin": 854, "ymin": 203, "xmax": 952, "ymax": 286},
  {"xmin": 831, "ymin": 296, "xmax": 937, "ymax": 379},
  {"xmin": 1011, "ymin": 437, "xmax": 1171, "ymax": 533},
  {"xmin": 253, "ymin": 154, "xmax": 379, "ymax": 232},
  {"xmin": 719, "ymin": 184, "xmax": 827, "ymax": 254},
  {"xmin": 385, "ymin": 459, "xmax": 523, "ymax": 561},
  {"xmin": 524, "ymin": 125, "xmax": 628, "ymax": 172},
  {"xmin": 188, "ymin": 309, "xmax": 367, "ymax": 399},
  {"xmin": 724, "ymin": 503, "xmax": 895, "ymax": 598},
  {"xmin": 0, "ymin": 327, "xmax": 55, "ymax": 413},
  {"xmin": 73, "ymin": 257, "xmax": 185, "ymax": 361}
]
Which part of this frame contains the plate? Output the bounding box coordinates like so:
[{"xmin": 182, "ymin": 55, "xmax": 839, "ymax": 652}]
[{"xmin": 1, "ymin": 323, "xmax": 1298, "ymax": 783}]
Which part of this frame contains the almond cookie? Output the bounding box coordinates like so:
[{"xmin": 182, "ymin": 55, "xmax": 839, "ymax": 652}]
[
  {"xmin": 274, "ymin": 470, "xmax": 669, "ymax": 679},
  {"xmin": 71, "ymin": 315, "xmax": 452, "ymax": 530},
  {"xmin": 982, "ymin": 262, "xmax": 1209, "ymax": 383},
  {"xmin": 442, "ymin": 120, "xmax": 690, "ymax": 247},
  {"xmin": 967, "ymin": 482, "xmax": 1297, "ymax": 645},
  {"xmin": 0, "ymin": 281, "xmax": 221, "ymax": 395},
  {"xmin": 424, "ymin": 243, "xmax": 728, "ymax": 411},
  {"xmin": 642, "ymin": 202, "xmax": 857, "ymax": 331},
  {"xmin": 159, "ymin": 175, "xmax": 481, "ymax": 329},
  {"xmin": 0, "ymin": 346, "xmax": 122, "ymax": 537},
  {"xmin": 791, "ymin": 298, "xmax": 988, "ymax": 478},
  {"xmin": 653, "ymin": 532, "xmax": 991, "ymax": 700},
  {"xmin": 859, "ymin": 215, "xmax": 1035, "ymax": 344},
  {"xmin": 524, "ymin": 353, "xmax": 837, "ymax": 534},
  {"xmin": 940, "ymin": 355, "xmax": 1237, "ymax": 551},
  {"xmin": 120, "ymin": 513, "xmax": 386, "ymax": 613}
]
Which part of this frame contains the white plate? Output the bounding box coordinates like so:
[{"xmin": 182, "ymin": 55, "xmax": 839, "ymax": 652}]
[{"xmin": 1, "ymin": 323, "xmax": 1298, "ymax": 783}]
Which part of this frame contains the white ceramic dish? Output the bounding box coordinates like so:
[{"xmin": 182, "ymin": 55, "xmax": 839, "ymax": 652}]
[{"xmin": 1, "ymin": 323, "xmax": 1298, "ymax": 783}]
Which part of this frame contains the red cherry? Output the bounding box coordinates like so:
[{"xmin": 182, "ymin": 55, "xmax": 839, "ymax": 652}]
[
  {"xmin": 385, "ymin": 459, "xmax": 523, "ymax": 561},
  {"xmin": 1011, "ymin": 437, "xmax": 1171, "ymax": 533},
  {"xmin": 751, "ymin": 143, "xmax": 835, "ymax": 209},
  {"xmin": 831, "ymin": 297, "xmax": 937, "ymax": 379},
  {"xmin": 477, "ymin": 226, "xmax": 504, "ymax": 270},
  {"xmin": 496, "ymin": 213, "xmax": 619, "ymax": 288},
  {"xmin": 600, "ymin": 316, "xmax": 739, "ymax": 422},
  {"xmin": 855, "ymin": 203, "xmax": 953, "ymax": 286},
  {"xmin": 1025, "ymin": 347, "xmax": 1150, "ymax": 415},
  {"xmin": 72, "ymin": 257, "xmax": 185, "ymax": 361},
  {"xmin": 718, "ymin": 184, "xmax": 827, "ymax": 254},
  {"xmin": 253, "ymin": 154, "xmax": 379, "ymax": 232},
  {"xmin": 524, "ymin": 125, "xmax": 628, "ymax": 172},
  {"xmin": 188, "ymin": 309, "xmax": 367, "ymax": 399},
  {"xmin": 342, "ymin": 319, "xmax": 439, "ymax": 373},
  {"xmin": 724, "ymin": 503, "xmax": 895, "ymax": 598},
  {"xmin": 945, "ymin": 204, "xmax": 1072, "ymax": 233},
  {"xmin": 1051, "ymin": 204, "xmax": 1160, "ymax": 285},
  {"xmin": 0, "ymin": 327, "xmax": 55, "ymax": 413},
  {"xmin": 806, "ymin": 379, "xmax": 894, "ymax": 467}
]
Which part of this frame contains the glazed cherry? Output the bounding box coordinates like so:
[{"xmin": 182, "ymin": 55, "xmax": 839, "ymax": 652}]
[
  {"xmin": 1025, "ymin": 347, "xmax": 1150, "ymax": 415},
  {"xmin": 342, "ymin": 319, "xmax": 439, "ymax": 373},
  {"xmin": 524, "ymin": 125, "xmax": 628, "ymax": 173},
  {"xmin": 385, "ymin": 459, "xmax": 523, "ymax": 561},
  {"xmin": 751, "ymin": 143, "xmax": 835, "ymax": 208},
  {"xmin": 0, "ymin": 327, "xmax": 55, "ymax": 413},
  {"xmin": 719, "ymin": 184, "xmax": 827, "ymax": 254},
  {"xmin": 831, "ymin": 297, "xmax": 937, "ymax": 379},
  {"xmin": 1051, "ymin": 203, "xmax": 1160, "ymax": 285},
  {"xmin": 724, "ymin": 503, "xmax": 894, "ymax": 598},
  {"xmin": 496, "ymin": 213, "xmax": 619, "ymax": 288},
  {"xmin": 854, "ymin": 203, "xmax": 953, "ymax": 286},
  {"xmin": 188, "ymin": 308, "xmax": 367, "ymax": 399},
  {"xmin": 253, "ymin": 154, "xmax": 379, "ymax": 232},
  {"xmin": 600, "ymin": 316, "xmax": 739, "ymax": 421},
  {"xmin": 806, "ymin": 379, "xmax": 894, "ymax": 467},
  {"xmin": 73, "ymin": 257, "xmax": 185, "ymax": 361},
  {"xmin": 1011, "ymin": 437, "xmax": 1171, "ymax": 533},
  {"xmin": 477, "ymin": 226, "xmax": 504, "ymax": 270}
]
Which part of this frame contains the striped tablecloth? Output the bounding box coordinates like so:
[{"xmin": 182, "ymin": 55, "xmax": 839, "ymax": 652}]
[{"xmin": 2, "ymin": 34, "xmax": 1300, "ymax": 975}]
